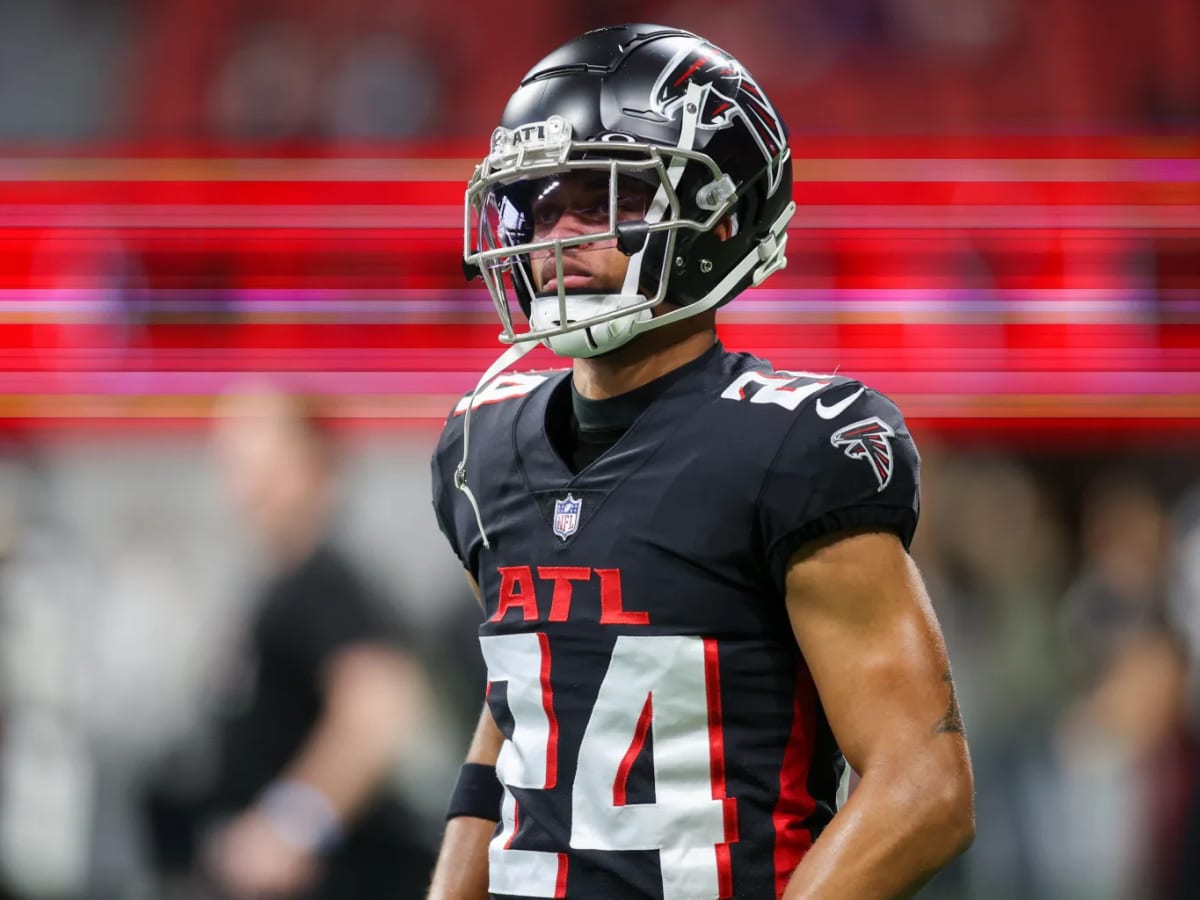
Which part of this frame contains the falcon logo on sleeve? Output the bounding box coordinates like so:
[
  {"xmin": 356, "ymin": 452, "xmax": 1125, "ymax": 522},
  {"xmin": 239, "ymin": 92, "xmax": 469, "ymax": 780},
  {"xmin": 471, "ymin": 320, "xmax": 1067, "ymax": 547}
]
[{"xmin": 830, "ymin": 416, "xmax": 896, "ymax": 491}]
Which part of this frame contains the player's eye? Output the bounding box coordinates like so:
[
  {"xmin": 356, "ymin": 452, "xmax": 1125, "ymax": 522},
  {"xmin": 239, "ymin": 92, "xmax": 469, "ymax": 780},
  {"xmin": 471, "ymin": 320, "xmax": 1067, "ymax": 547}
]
[
  {"xmin": 574, "ymin": 198, "xmax": 609, "ymax": 219},
  {"xmin": 531, "ymin": 200, "xmax": 564, "ymax": 230},
  {"xmin": 615, "ymin": 191, "xmax": 649, "ymax": 216}
]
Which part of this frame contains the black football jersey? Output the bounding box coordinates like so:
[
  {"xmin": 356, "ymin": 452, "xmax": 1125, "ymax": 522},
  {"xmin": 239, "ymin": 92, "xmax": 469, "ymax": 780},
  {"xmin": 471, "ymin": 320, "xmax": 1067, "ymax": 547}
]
[{"xmin": 431, "ymin": 343, "xmax": 919, "ymax": 900}]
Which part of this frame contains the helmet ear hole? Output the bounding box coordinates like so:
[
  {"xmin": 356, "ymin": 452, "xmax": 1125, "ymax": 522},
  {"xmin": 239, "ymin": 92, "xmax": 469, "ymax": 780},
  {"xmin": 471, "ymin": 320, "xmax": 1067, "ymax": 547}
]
[
  {"xmin": 713, "ymin": 213, "xmax": 735, "ymax": 242},
  {"xmin": 670, "ymin": 230, "xmax": 730, "ymax": 305}
]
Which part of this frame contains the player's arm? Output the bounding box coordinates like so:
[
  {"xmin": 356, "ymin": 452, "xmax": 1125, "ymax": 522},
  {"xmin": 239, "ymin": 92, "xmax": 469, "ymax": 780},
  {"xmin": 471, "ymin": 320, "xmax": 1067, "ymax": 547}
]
[
  {"xmin": 427, "ymin": 574, "xmax": 502, "ymax": 900},
  {"xmin": 427, "ymin": 703, "xmax": 504, "ymax": 900},
  {"xmin": 780, "ymin": 528, "xmax": 974, "ymax": 898},
  {"xmin": 277, "ymin": 642, "xmax": 422, "ymax": 821},
  {"xmin": 209, "ymin": 642, "xmax": 422, "ymax": 894}
]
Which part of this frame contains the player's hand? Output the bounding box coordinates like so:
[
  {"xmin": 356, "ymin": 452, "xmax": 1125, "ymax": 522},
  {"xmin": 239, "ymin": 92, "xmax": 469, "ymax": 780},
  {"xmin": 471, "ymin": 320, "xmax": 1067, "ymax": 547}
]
[{"xmin": 206, "ymin": 809, "xmax": 321, "ymax": 899}]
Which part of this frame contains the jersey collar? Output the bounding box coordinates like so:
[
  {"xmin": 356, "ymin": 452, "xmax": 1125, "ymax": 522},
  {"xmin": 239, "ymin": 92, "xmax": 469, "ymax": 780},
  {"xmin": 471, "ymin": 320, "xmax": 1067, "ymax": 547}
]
[{"xmin": 514, "ymin": 341, "xmax": 733, "ymax": 493}]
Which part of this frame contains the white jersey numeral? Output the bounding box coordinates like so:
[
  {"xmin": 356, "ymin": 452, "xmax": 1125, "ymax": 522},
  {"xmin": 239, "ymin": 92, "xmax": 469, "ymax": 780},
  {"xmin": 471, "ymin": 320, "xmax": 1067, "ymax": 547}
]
[
  {"xmin": 454, "ymin": 373, "xmax": 549, "ymax": 414},
  {"xmin": 480, "ymin": 633, "xmax": 565, "ymax": 897},
  {"xmin": 572, "ymin": 635, "xmax": 733, "ymax": 899},
  {"xmin": 719, "ymin": 370, "xmax": 831, "ymax": 411},
  {"xmin": 483, "ymin": 633, "xmax": 735, "ymax": 899}
]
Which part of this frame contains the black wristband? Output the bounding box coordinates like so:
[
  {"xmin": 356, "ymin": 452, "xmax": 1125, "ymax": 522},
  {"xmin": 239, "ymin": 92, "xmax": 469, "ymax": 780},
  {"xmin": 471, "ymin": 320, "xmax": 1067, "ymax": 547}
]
[{"xmin": 446, "ymin": 762, "xmax": 503, "ymax": 822}]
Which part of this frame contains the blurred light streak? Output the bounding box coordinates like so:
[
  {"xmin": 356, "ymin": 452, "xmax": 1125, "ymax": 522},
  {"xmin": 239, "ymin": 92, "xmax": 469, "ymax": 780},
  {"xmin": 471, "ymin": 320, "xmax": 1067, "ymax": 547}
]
[{"xmin": 0, "ymin": 139, "xmax": 1197, "ymax": 441}]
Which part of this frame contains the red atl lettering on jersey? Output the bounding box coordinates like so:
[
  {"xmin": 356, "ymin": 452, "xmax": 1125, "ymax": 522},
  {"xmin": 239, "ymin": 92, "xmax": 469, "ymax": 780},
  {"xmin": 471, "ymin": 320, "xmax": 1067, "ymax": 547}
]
[
  {"xmin": 538, "ymin": 567, "xmax": 592, "ymax": 621},
  {"xmin": 493, "ymin": 566, "xmax": 538, "ymax": 622},
  {"xmin": 491, "ymin": 567, "xmax": 650, "ymax": 624},
  {"xmin": 597, "ymin": 569, "xmax": 651, "ymax": 625}
]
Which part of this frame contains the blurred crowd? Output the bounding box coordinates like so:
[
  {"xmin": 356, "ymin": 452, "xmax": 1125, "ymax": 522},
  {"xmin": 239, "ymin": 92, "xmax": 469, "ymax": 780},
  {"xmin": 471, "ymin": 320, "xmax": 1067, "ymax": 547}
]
[
  {"xmin": 0, "ymin": 0, "xmax": 1195, "ymax": 142},
  {"xmin": 0, "ymin": 0, "xmax": 1197, "ymax": 898},
  {"xmin": 916, "ymin": 448, "xmax": 1200, "ymax": 899}
]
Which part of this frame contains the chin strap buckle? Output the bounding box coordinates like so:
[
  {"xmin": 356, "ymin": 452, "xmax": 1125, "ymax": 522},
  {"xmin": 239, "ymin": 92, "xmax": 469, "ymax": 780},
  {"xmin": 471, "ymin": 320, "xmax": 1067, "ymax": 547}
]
[{"xmin": 751, "ymin": 200, "xmax": 796, "ymax": 286}]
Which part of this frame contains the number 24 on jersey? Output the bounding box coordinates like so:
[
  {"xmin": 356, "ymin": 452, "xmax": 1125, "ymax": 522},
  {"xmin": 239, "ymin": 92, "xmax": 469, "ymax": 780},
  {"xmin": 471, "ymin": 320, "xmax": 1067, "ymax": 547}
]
[{"xmin": 481, "ymin": 633, "xmax": 738, "ymax": 899}]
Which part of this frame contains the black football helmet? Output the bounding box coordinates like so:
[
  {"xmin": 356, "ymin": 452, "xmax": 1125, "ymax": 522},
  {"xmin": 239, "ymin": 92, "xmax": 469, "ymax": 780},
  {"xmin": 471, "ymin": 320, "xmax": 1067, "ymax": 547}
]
[{"xmin": 463, "ymin": 24, "xmax": 796, "ymax": 358}]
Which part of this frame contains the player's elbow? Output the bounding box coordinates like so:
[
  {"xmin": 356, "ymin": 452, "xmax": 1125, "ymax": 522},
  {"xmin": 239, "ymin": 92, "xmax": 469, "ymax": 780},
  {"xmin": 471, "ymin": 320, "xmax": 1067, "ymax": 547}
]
[{"xmin": 916, "ymin": 760, "xmax": 975, "ymax": 862}]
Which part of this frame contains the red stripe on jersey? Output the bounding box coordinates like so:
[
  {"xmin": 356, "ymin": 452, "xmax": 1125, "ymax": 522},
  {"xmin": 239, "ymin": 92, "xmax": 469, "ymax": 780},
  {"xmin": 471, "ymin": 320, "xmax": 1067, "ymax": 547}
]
[
  {"xmin": 506, "ymin": 801, "xmax": 519, "ymax": 850},
  {"xmin": 538, "ymin": 632, "xmax": 559, "ymax": 790},
  {"xmin": 555, "ymin": 852, "xmax": 568, "ymax": 898},
  {"xmin": 716, "ymin": 843, "xmax": 733, "ymax": 896},
  {"xmin": 704, "ymin": 638, "xmax": 737, "ymax": 898},
  {"xmin": 773, "ymin": 663, "xmax": 819, "ymax": 898},
  {"xmin": 613, "ymin": 693, "xmax": 653, "ymax": 806}
]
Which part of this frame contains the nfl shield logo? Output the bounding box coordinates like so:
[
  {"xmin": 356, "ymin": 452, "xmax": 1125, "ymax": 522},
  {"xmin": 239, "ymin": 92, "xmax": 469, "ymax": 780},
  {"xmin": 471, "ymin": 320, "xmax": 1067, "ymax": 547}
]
[{"xmin": 552, "ymin": 494, "xmax": 582, "ymax": 541}]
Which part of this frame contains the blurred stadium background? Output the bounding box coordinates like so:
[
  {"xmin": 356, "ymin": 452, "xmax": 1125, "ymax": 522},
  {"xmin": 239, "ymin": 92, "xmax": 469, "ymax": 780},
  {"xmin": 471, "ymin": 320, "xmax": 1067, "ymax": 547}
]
[{"xmin": 0, "ymin": 0, "xmax": 1198, "ymax": 897}]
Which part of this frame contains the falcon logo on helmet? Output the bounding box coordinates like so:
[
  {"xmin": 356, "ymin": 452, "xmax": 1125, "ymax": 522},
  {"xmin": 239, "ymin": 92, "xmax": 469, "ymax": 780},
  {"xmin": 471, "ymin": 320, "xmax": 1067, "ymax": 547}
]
[
  {"xmin": 651, "ymin": 41, "xmax": 788, "ymax": 196},
  {"xmin": 831, "ymin": 417, "xmax": 896, "ymax": 492}
]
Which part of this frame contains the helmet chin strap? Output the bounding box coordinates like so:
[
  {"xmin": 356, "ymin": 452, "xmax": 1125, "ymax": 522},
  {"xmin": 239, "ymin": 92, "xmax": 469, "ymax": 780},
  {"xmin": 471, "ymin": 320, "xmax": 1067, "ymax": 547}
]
[{"xmin": 454, "ymin": 339, "xmax": 536, "ymax": 549}]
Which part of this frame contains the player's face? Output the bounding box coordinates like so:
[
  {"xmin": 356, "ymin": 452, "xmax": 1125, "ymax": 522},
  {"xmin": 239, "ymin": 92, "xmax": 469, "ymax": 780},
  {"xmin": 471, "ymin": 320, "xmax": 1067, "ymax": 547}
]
[{"xmin": 526, "ymin": 173, "xmax": 654, "ymax": 295}]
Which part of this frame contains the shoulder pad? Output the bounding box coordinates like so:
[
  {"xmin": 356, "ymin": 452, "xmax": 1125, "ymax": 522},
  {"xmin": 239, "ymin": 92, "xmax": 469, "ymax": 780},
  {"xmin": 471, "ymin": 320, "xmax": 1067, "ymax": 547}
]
[
  {"xmin": 451, "ymin": 368, "xmax": 567, "ymax": 417},
  {"xmin": 717, "ymin": 366, "xmax": 858, "ymax": 414}
]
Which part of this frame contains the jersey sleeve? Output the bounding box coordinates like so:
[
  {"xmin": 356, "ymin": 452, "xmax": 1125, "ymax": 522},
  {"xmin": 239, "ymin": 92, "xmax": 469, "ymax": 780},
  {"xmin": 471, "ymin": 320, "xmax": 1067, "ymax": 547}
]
[
  {"xmin": 430, "ymin": 439, "xmax": 461, "ymax": 567},
  {"xmin": 756, "ymin": 385, "xmax": 920, "ymax": 594},
  {"xmin": 430, "ymin": 410, "xmax": 467, "ymax": 569}
]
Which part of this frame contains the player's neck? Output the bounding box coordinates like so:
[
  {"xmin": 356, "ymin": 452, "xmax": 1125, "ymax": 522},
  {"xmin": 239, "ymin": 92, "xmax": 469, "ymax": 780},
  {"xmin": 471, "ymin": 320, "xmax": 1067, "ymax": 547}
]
[{"xmin": 571, "ymin": 317, "xmax": 717, "ymax": 400}]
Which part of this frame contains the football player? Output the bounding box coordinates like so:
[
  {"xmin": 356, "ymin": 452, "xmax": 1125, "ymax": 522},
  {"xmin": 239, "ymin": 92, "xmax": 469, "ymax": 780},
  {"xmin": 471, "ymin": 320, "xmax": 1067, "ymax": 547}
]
[{"xmin": 428, "ymin": 23, "xmax": 973, "ymax": 900}]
